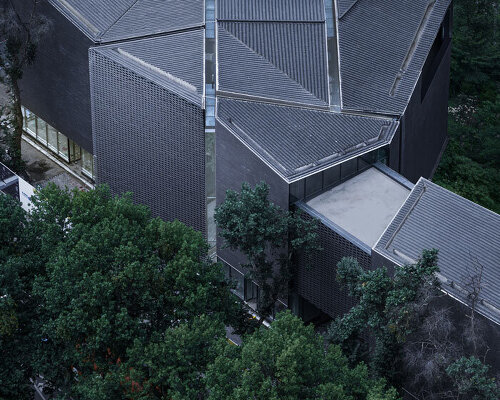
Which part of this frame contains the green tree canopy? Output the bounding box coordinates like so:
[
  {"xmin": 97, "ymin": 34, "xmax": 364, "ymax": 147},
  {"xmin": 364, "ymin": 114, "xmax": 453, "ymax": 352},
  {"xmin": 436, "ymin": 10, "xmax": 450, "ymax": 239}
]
[
  {"xmin": 450, "ymin": 0, "xmax": 499, "ymax": 100},
  {"xmin": 206, "ymin": 311, "xmax": 399, "ymax": 400},
  {"xmin": 215, "ymin": 182, "xmax": 320, "ymax": 321},
  {"xmin": 446, "ymin": 356, "xmax": 500, "ymax": 400},
  {"xmin": 0, "ymin": 184, "xmax": 250, "ymax": 399},
  {"xmin": 328, "ymin": 250, "xmax": 440, "ymax": 385},
  {"xmin": 435, "ymin": 0, "xmax": 500, "ymax": 212}
]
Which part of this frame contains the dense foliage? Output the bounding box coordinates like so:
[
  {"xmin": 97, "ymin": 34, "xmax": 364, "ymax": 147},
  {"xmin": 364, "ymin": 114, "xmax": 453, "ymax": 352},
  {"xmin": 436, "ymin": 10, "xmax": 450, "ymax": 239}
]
[
  {"xmin": 328, "ymin": 251, "xmax": 499, "ymax": 399},
  {"xmin": 215, "ymin": 182, "xmax": 320, "ymax": 321},
  {"xmin": 0, "ymin": 185, "xmax": 251, "ymax": 399},
  {"xmin": 207, "ymin": 311, "xmax": 399, "ymax": 400},
  {"xmin": 434, "ymin": 0, "xmax": 500, "ymax": 212},
  {"xmin": 327, "ymin": 250, "xmax": 440, "ymax": 385}
]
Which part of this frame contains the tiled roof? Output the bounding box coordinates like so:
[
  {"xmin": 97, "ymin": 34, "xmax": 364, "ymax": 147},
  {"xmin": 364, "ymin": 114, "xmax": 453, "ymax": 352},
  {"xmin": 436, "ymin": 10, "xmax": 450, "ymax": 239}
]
[
  {"xmin": 217, "ymin": 22, "xmax": 329, "ymax": 107},
  {"xmin": 49, "ymin": 0, "xmax": 204, "ymax": 43},
  {"xmin": 217, "ymin": 0, "xmax": 325, "ymax": 21},
  {"xmin": 91, "ymin": 30, "xmax": 204, "ymax": 106},
  {"xmin": 374, "ymin": 179, "xmax": 500, "ymax": 325},
  {"xmin": 338, "ymin": 0, "xmax": 452, "ymax": 114},
  {"xmin": 217, "ymin": 98, "xmax": 398, "ymax": 180}
]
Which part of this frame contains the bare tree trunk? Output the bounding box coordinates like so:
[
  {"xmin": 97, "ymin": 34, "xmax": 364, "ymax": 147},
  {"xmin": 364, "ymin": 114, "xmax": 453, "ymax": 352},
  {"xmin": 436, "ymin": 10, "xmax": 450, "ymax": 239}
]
[{"xmin": 9, "ymin": 78, "xmax": 25, "ymax": 173}]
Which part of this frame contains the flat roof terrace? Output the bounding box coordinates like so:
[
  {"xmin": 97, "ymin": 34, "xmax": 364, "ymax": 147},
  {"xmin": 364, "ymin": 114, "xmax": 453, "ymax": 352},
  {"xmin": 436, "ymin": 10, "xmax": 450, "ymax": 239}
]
[{"xmin": 306, "ymin": 166, "xmax": 412, "ymax": 247}]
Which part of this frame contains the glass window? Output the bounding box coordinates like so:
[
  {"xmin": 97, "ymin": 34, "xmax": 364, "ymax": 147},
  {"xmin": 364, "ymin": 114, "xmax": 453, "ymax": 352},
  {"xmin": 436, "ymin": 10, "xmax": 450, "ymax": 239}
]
[
  {"xmin": 229, "ymin": 267, "xmax": 245, "ymax": 300},
  {"xmin": 377, "ymin": 147, "xmax": 389, "ymax": 165},
  {"xmin": 290, "ymin": 180, "xmax": 305, "ymax": 202},
  {"xmin": 207, "ymin": 198, "xmax": 216, "ymax": 247},
  {"xmin": 58, "ymin": 132, "xmax": 69, "ymax": 161},
  {"xmin": 36, "ymin": 118, "xmax": 48, "ymax": 145},
  {"xmin": 341, "ymin": 158, "xmax": 357, "ymax": 180},
  {"xmin": 25, "ymin": 109, "xmax": 36, "ymax": 137},
  {"xmin": 205, "ymin": 131, "xmax": 215, "ymax": 197},
  {"xmin": 305, "ymin": 173, "xmax": 323, "ymax": 198},
  {"xmin": 69, "ymin": 140, "xmax": 81, "ymax": 163},
  {"xmin": 245, "ymin": 279, "xmax": 258, "ymax": 302},
  {"xmin": 47, "ymin": 124, "xmax": 58, "ymax": 152},
  {"xmin": 324, "ymin": 165, "xmax": 341, "ymax": 188},
  {"xmin": 81, "ymin": 149, "xmax": 94, "ymax": 178}
]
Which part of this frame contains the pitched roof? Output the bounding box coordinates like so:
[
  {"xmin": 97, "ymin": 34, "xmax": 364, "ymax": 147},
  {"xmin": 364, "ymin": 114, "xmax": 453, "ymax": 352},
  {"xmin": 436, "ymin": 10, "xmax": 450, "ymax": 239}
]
[
  {"xmin": 338, "ymin": 0, "xmax": 452, "ymax": 114},
  {"xmin": 217, "ymin": 98, "xmax": 398, "ymax": 181},
  {"xmin": 217, "ymin": 22, "xmax": 329, "ymax": 107},
  {"xmin": 374, "ymin": 179, "xmax": 500, "ymax": 325},
  {"xmin": 91, "ymin": 30, "xmax": 204, "ymax": 106},
  {"xmin": 216, "ymin": 0, "xmax": 451, "ymax": 116},
  {"xmin": 217, "ymin": 0, "xmax": 325, "ymax": 21},
  {"xmin": 49, "ymin": 0, "xmax": 204, "ymax": 43}
]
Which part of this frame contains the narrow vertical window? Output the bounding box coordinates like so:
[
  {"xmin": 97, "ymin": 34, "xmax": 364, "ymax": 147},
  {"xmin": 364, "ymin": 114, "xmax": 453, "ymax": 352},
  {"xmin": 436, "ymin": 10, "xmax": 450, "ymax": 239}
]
[
  {"xmin": 205, "ymin": 0, "xmax": 217, "ymax": 250},
  {"xmin": 325, "ymin": 0, "xmax": 341, "ymax": 109}
]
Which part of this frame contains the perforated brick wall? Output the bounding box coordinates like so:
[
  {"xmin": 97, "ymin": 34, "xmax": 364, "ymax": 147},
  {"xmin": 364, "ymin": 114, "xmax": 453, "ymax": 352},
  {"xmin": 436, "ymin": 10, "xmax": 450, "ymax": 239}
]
[
  {"xmin": 90, "ymin": 50, "xmax": 206, "ymax": 233},
  {"xmin": 296, "ymin": 212, "xmax": 371, "ymax": 318}
]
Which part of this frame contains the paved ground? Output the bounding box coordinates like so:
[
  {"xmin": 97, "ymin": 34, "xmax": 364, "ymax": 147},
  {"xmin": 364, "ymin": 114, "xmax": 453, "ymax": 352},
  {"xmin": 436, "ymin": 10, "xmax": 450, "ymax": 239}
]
[
  {"xmin": 22, "ymin": 139, "xmax": 85, "ymax": 191},
  {"xmin": 225, "ymin": 326, "xmax": 243, "ymax": 346},
  {"xmin": 1, "ymin": 82, "xmax": 86, "ymax": 191}
]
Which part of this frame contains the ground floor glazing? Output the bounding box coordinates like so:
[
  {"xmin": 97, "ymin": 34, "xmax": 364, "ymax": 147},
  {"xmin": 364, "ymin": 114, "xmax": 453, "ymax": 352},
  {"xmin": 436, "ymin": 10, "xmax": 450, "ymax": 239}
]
[{"xmin": 21, "ymin": 106, "xmax": 94, "ymax": 180}]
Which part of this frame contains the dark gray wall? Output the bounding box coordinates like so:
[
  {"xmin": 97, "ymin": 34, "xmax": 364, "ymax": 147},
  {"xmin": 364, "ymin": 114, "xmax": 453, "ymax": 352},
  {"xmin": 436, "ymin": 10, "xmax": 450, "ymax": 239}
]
[
  {"xmin": 389, "ymin": 125, "xmax": 401, "ymax": 173},
  {"xmin": 90, "ymin": 51, "xmax": 206, "ymax": 233},
  {"xmin": 400, "ymin": 42, "xmax": 451, "ymax": 183},
  {"xmin": 216, "ymin": 120, "xmax": 289, "ymax": 268},
  {"xmin": 17, "ymin": 0, "xmax": 94, "ymax": 152},
  {"xmin": 296, "ymin": 211, "xmax": 371, "ymax": 319}
]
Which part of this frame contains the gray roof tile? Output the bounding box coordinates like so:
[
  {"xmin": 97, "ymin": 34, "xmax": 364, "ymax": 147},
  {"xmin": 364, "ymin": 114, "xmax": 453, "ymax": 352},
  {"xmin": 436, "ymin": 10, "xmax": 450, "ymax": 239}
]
[
  {"xmin": 216, "ymin": 98, "xmax": 398, "ymax": 180},
  {"xmin": 338, "ymin": 0, "xmax": 451, "ymax": 115},
  {"xmin": 49, "ymin": 0, "xmax": 204, "ymax": 43},
  {"xmin": 101, "ymin": 0, "xmax": 204, "ymax": 42},
  {"xmin": 217, "ymin": 0, "xmax": 325, "ymax": 21},
  {"xmin": 374, "ymin": 179, "xmax": 500, "ymax": 325},
  {"xmin": 92, "ymin": 30, "xmax": 204, "ymax": 106},
  {"xmin": 336, "ymin": 0, "xmax": 360, "ymax": 19},
  {"xmin": 217, "ymin": 22, "xmax": 329, "ymax": 107}
]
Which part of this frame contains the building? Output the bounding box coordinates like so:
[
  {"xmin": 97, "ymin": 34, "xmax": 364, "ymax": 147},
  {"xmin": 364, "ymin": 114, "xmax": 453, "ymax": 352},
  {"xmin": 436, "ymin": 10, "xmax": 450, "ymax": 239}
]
[
  {"xmin": 0, "ymin": 162, "xmax": 35, "ymax": 211},
  {"xmin": 15, "ymin": 0, "xmax": 499, "ymax": 346}
]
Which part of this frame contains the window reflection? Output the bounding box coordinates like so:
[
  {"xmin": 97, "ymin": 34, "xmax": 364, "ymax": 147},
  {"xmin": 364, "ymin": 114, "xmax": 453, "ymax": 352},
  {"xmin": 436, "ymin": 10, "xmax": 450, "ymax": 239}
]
[
  {"xmin": 58, "ymin": 132, "xmax": 69, "ymax": 161},
  {"xmin": 25, "ymin": 109, "xmax": 36, "ymax": 137},
  {"xmin": 81, "ymin": 148, "xmax": 94, "ymax": 179},
  {"xmin": 36, "ymin": 118, "xmax": 48, "ymax": 145},
  {"xmin": 21, "ymin": 106, "xmax": 93, "ymax": 180},
  {"xmin": 47, "ymin": 124, "xmax": 58, "ymax": 152},
  {"xmin": 290, "ymin": 146, "xmax": 390, "ymax": 203}
]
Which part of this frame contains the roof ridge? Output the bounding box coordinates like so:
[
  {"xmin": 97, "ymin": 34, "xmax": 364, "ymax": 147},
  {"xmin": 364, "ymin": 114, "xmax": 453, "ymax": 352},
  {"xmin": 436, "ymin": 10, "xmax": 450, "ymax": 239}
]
[
  {"xmin": 219, "ymin": 26, "xmax": 325, "ymax": 104},
  {"xmin": 338, "ymin": 0, "xmax": 360, "ymax": 20},
  {"xmin": 98, "ymin": 0, "xmax": 140, "ymax": 41},
  {"xmin": 220, "ymin": 23, "xmax": 326, "ymax": 103}
]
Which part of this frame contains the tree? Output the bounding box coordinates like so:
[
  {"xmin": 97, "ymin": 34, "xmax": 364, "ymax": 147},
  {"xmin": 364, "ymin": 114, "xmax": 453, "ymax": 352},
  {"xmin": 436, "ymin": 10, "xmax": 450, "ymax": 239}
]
[
  {"xmin": 446, "ymin": 357, "xmax": 499, "ymax": 400},
  {"xmin": 435, "ymin": 0, "xmax": 500, "ymax": 213},
  {"xmin": 402, "ymin": 305, "xmax": 461, "ymax": 399},
  {"xmin": 450, "ymin": 0, "xmax": 499, "ymax": 100},
  {"xmin": 0, "ymin": 184, "xmax": 250, "ymax": 399},
  {"xmin": 0, "ymin": 194, "xmax": 36, "ymax": 400},
  {"xmin": 327, "ymin": 250, "xmax": 440, "ymax": 386},
  {"xmin": 0, "ymin": 0, "xmax": 50, "ymax": 172},
  {"xmin": 215, "ymin": 182, "xmax": 320, "ymax": 322},
  {"xmin": 434, "ymin": 95, "xmax": 500, "ymax": 213},
  {"xmin": 206, "ymin": 311, "xmax": 399, "ymax": 400}
]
